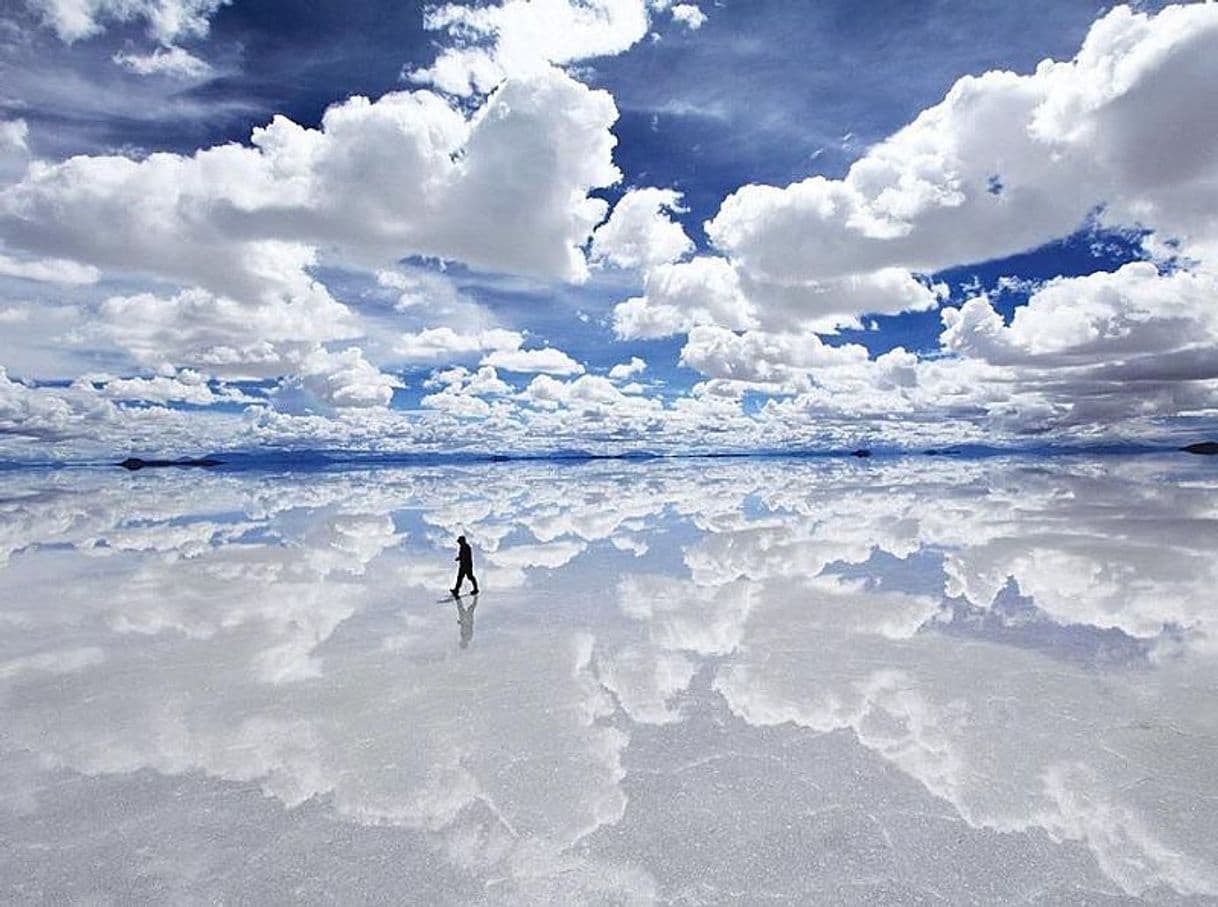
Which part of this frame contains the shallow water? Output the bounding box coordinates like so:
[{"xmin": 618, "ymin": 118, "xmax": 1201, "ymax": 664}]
[{"xmin": 1, "ymin": 455, "xmax": 1217, "ymax": 904}]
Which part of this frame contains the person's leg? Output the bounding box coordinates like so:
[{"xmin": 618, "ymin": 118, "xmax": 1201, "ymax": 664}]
[
  {"xmin": 469, "ymin": 571, "xmax": 479, "ymax": 594},
  {"xmin": 452, "ymin": 566, "xmax": 463, "ymax": 594},
  {"xmin": 457, "ymin": 566, "xmax": 476, "ymax": 593}
]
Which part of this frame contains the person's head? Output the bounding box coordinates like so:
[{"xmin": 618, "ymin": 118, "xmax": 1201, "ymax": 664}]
[{"xmin": 457, "ymin": 535, "xmax": 466, "ymax": 544}]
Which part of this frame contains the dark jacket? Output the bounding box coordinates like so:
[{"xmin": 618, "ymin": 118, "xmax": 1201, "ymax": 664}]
[{"xmin": 457, "ymin": 541, "xmax": 473, "ymax": 569}]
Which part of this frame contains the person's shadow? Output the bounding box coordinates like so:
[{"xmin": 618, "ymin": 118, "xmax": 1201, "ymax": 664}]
[{"xmin": 456, "ymin": 594, "xmax": 478, "ymax": 649}]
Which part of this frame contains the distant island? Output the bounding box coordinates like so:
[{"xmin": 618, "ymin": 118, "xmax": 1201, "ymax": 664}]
[
  {"xmin": 118, "ymin": 457, "xmax": 224, "ymax": 471},
  {"xmin": 1181, "ymin": 442, "xmax": 1218, "ymax": 455}
]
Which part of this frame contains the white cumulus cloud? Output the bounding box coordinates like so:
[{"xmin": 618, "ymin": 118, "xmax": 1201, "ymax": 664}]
[
  {"xmin": 482, "ymin": 346, "xmax": 585, "ymax": 376},
  {"xmin": 670, "ymin": 4, "xmax": 706, "ymax": 30},
  {"xmin": 706, "ymin": 4, "xmax": 1218, "ymax": 284},
  {"xmin": 276, "ymin": 347, "xmax": 402, "ymax": 411},
  {"xmin": 394, "ymin": 328, "xmax": 525, "ymax": 363},
  {"xmin": 592, "ymin": 187, "xmax": 694, "ymax": 269},
  {"xmin": 608, "ymin": 357, "xmax": 647, "ymax": 380},
  {"xmin": 410, "ymin": 0, "xmax": 654, "ymax": 96}
]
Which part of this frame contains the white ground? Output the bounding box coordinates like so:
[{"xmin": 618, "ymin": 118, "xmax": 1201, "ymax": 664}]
[{"xmin": 1, "ymin": 456, "xmax": 1216, "ymax": 903}]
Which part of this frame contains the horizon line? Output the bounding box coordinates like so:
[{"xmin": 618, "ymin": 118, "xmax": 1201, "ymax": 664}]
[{"xmin": 3, "ymin": 441, "xmax": 1215, "ymax": 471}]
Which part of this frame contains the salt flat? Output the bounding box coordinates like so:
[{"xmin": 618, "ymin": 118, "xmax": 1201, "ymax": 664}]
[{"xmin": 1, "ymin": 456, "xmax": 1216, "ymax": 904}]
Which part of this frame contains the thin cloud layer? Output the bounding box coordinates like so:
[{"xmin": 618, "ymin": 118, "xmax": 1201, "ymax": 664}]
[{"xmin": 24, "ymin": 0, "xmax": 229, "ymax": 44}]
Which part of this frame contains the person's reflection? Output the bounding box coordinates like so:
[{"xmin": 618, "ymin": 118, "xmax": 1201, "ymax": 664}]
[{"xmin": 456, "ymin": 593, "xmax": 478, "ymax": 649}]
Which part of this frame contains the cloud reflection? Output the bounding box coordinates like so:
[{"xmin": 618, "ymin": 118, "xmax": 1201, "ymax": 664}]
[{"xmin": 1, "ymin": 455, "xmax": 1216, "ymax": 900}]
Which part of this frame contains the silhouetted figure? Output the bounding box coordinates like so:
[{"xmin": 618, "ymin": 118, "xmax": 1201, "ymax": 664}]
[
  {"xmin": 451, "ymin": 535, "xmax": 479, "ymax": 595},
  {"xmin": 456, "ymin": 595, "xmax": 477, "ymax": 649}
]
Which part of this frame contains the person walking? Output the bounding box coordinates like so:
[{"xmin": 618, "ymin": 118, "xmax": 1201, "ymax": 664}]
[{"xmin": 451, "ymin": 535, "xmax": 479, "ymax": 596}]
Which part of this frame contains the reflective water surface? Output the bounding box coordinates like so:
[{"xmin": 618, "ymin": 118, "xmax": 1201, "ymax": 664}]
[{"xmin": 2, "ymin": 456, "xmax": 1217, "ymax": 904}]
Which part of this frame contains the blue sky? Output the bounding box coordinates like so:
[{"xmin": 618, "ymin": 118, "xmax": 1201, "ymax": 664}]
[{"xmin": 0, "ymin": 0, "xmax": 1215, "ymax": 458}]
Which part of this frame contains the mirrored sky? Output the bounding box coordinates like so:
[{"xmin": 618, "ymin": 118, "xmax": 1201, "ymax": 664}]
[{"xmin": 3, "ymin": 456, "xmax": 1217, "ymax": 902}]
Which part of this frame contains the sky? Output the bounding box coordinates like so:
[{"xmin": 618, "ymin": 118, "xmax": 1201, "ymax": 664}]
[{"xmin": 0, "ymin": 0, "xmax": 1216, "ymax": 459}]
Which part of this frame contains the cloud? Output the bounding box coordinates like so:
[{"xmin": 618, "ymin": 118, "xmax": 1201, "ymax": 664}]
[
  {"xmin": 0, "ymin": 119, "xmax": 29, "ymax": 156},
  {"xmin": 607, "ymin": 357, "xmax": 646, "ymax": 380},
  {"xmin": 670, "ymin": 4, "xmax": 706, "ymax": 30},
  {"xmin": 705, "ymin": 4, "xmax": 1218, "ymax": 284},
  {"xmin": 0, "ymin": 252, "xmax": 98, "ymax": 284},
  {"xmin": 594, "ymin": 3, "xmax": 1218, "ymax": 443},
  {"xmin": 376, "ymin": 267, "xmax": 491, "ymax": 324},
  {"xmin": 1, "ymin": 67, "xmax": 620, "ymax": 290},
  {"xmin": 275, "ymin": 347, "xmax": 402, "ymax": 411},
  {"xmin": 424, "ymin": 365, "xmax": 512, "ymax": 396},
  {"xmin": 410, "ymin": 0, "xmax": 654, "ymax": 96},
  {"xmin": 94, "ymin": 368, "xmax": 248, "ymax": 405},
  {"xmin": 679, "ymin": 326, "xmax": 869, "ymax": 391},
  {"xmin": 0, "ymin": 365, "xmax": 261, "ymax": 458},
  {"xmin": 941, "ymin": 262, "xmax": 1218, "ymax": 370},
  {"xmin": 419, "ymin": 391, "xmax": 491, "ymax": 419},
  {"xmin": 612, "ymin": 257, "xmax": 756, "ymax": 339},
  {"xmin": 591, "ymin": 187, "xmax": 693, "ymax": 269},
  {"xmin": 3, "ymin": 3, "xmax": 1218, "ymax": 454},
  {"xmin": 24, "ymin": 0, "xmax": 230, "ymax": 44},
  {"xmin": 613, "ymin": 255, "xmax": 941, "ymax": 338},
  {"xmin": 0, "ymin": 366, "xmax": 118, "ymax": 442},
  {"xmin": 419, "ymin": 365, "xmax": 512, "ymax": 417},
  {"xmin": 96, "ymin": 276, "xmax": 359, "ymax": 379},
  {"xmin": 522, "ymin": 375, "xmax": 663, "ymax": 433},
  {"xmin": 394, "ymin": 327, "xmax": 524, "ymax": 363},
  {"xmin": 932, "ymin": 263, "xmax": 1218, "ymax": 430},
  {"xmin": 112, "ymin": 45, "xmax": 212, "ymax": 78},
  {"xmin": 482, "ymin": 346, "xmax": 585, "ymax": 376},
  {"xmin": 639, "ymin": 258, "xmax": 1218, "ymax": 441},
  {"xmin": 0, "ymin": 67, "xmax": 621, "ymax": 393},
  {"xmin": 0, "ymin": 119, "xmax": 29, "ymax": 183}
]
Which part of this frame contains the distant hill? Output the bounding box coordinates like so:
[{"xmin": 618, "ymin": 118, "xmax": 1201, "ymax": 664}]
[
  {"xmin": 118, "ymin": 457, "xmax": 223, "ymax": 471},
  {"xmin": 1181, "ymin": 442, "xmax": 1218, "ymax": 455}
]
